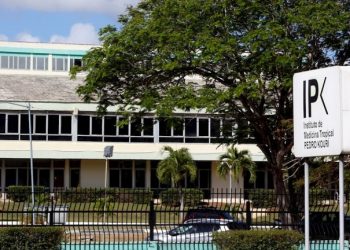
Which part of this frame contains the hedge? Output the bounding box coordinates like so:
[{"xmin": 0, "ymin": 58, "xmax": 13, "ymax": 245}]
[
  {"xmin": 0, "ymin": 227, "xmax": 64, "ymax": 250},
  {"xmin": 213, "ymin": 230, "xmax": 303, "ymax": 250},
  {"xmin": 160, "ymin": 188, "xmax": 203, "ymax": 206},
  {"xmin": 7, "ymin": 186, "xmax": 46, "ymax": 202},
  {"xmin": 246, "ymin": 189, "xmax": 275, "ymax": 208},
  {"xmin": 61, "ymin": 188, "xmax": 153, "ymax": 204}
]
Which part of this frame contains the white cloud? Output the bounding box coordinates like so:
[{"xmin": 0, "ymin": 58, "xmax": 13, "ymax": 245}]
[
  {"xmin": 0, "ymin": 34, "xmax": 8, "ymax": 41},
  {"xmin": 0, "ymin": 0, "xmax": 140, "ymax": 15},
  {"xmin": 16, "ymin": 32, "xmax": 40, "ymax": 42},
  {"xmin": 50, "ymin": 23, "xmax": 99, "ymax": 45}
]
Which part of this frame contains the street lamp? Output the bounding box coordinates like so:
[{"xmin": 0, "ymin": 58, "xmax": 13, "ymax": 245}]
[
  {"xmin": 4, "ymin": 102, "xmax": 35, "ymax": 222},
  {"xmin": 103, "ymin": 145, "xmax": 113, "ymax": 222},
  {"xmin": 103, "ymin": 146, "xmax": 114, "ymax": 189}
]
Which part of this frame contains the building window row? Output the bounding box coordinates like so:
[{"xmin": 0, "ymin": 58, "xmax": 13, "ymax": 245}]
[
  {"xmin": 0, "ymin": 55, "xmax": 31, "ymax": 70},
  {"xmin": 0, "ymin": 113, "xmax": 72, "ymax": 141},
  {"xmin": 0, "ymin": 54, "xmax": 82, "ymax": 72},
  {"xmin": 0, "ymin": 112, "xmax": 254, "ymax": 143}
]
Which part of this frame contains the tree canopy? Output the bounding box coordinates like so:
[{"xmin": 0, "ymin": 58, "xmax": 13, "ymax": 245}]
[
  {"xmin": 73, "ymin": 0, "xmax": 350, "ymax": 197},
  {"xmin": 218, "ymin": 146, "xmax": 256, "ymax": 184},
  {"xmin": 156, "ymin": 146, "xmax": 197, "ymax": 188}
]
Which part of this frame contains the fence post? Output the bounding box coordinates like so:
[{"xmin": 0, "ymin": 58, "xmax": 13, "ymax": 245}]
[
  {"xmin": 49, "ymin": 195, "xmax": 54, "ymax": 226},
  {"xmin": 149, "ymin": 199, "xmax": 156, "ymax": 241},
  {"xmin": 246, "ymin": 200, "xmax": 252, "ymax": 228}
]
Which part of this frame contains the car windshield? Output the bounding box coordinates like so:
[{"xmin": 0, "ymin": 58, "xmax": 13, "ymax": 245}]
[
  {"xmin": 168, "ymin": 225, "xmax": 195, "ymax": 236},
  {"xmin": 223, "ymin": 212, "xmax": 234, "ymax": 220}
]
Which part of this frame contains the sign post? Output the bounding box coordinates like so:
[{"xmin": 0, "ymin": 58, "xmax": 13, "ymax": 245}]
[{"xmin": 293, "ymin": 66, "xmax": 350, "ymax": 250}]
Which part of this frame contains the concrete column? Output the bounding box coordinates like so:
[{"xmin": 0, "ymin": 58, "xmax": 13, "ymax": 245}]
[
  {"xmin": 154, "ymin": 119, "xmax": 159, "ymax": 143},
  {"xmin": 1, "ymin": 160, "xmax": 5, "ymax": 193},
  {"xmin": 72, "ymin": 108, "xmax": 78, "ymax": 141},
  {"xmin": 49, "ymin": 160, "xmax": 54, "ymax": 192},
  {"xmin": 64, "ymin": 159, "xmax": 70, "ymax": 189},
  {"xmin": 132, "ymin": 160, "xmax": 135, "ymax": 188},
  {"xmin": 145, "ymin": 160, "xmax": 151, "ymax": 188},
  {"xmin": 48, "ymin": 54, "xmax": 52, "ymax": 72}
]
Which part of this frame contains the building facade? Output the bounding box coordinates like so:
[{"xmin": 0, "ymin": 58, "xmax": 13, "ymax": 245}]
[{"xmin": 0, "ymin": 41, "xmax": 269, "ymax": 193}]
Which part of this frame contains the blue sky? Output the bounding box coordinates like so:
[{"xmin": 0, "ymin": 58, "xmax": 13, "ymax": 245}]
[{"xmin": 0, "ymin": 0, "xmax": 140, "ymax": 44}]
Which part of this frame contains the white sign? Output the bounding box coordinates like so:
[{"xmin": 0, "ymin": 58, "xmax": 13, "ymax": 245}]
[{"xmin": 293, "ymin": 67, "xmax": 342, "ymax": 157}]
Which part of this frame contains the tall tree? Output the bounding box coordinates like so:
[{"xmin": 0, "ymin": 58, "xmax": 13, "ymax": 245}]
[
  {"xmin": 157, "ymin": 146, "xmax": 197, "ymax": 188},
  {"xmin": 218, "ymin": 146, "xmax": 256, "ymax": 188},
  {"xmin": 72, "ymin": 0, "xmax": 350, "ymax": 215}
]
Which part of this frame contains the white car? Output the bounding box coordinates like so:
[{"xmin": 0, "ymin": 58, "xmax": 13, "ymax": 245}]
[{"xmin": 152, "ymin": 220, "xmax": 230, "ymax": 243}]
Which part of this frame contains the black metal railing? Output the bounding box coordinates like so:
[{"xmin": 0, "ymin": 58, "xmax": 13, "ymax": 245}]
[{"xmin": 0, "ymin": 188, "xmax": 349, "ymax": 249}]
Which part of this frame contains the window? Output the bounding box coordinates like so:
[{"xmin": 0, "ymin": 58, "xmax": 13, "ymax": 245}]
[
  {"xmin": 48, "ymin": 115, "xmax": 59, "ymax": 134},
  {"xmin": 61, "ymin": 116, "xmax": 72, "ymax": 134},
  {"xmin": 131, "ymin": 118, "xmax": 142, "ymax": 136},
  {"xmin": 53, "ymin": 57, "xmax": 68, "ymax": 71},
  {"xmin": 199, "ymin": 119, "xmax": 209, "ymax": 136},
  {"xmin": 173, "ymin": 118, "xmax": 184, "ymax": 136},
  {"xmin": 135, "ymin": 161, "xmax": 146, "ymax": 188},
  {"xmin": 70, "ymin": 169, "xmax": 80, "ymax": 188},
  {"xmin": 38, "ymin": 169, "xmax": 50, "ymax": 187},
  {"xmin": 70, "ymin": 58, "xmax": 83, "ymax": 67},
  {"xmin": 20, "ymin": 114, "xmax": 33, "ymax": 133},
  {"xmin": 53, "ymin": 160, "xmax": 65, "ymax": 188},
  {"xmin": 0, "ymin": 55, "xmax": 8, "ymax": 69},
  {"xmin": 0, "ymin": 55, "xmax": 31, "ymax": 70},
  {"xmin": 159, "ymin": 118, "xmax": 171, "ymax": 136},
  {"xmin": 70, "ymin": 160, "xmax": 80, "ymax": 188},
  {"xmin": 143, "ymin": 118, "xmax": 154, "ymax": 136},
  {"xmin": 33, "ymin": 56, "xmax": 48, "ymax": 70},
  {"xmin": 35, "ymin": 115, "xmax": 46, "ymax": 134},
  {"xmin": 104, "ymin": 116, "xmax": 117, "ymax": 135},
  {"xmin": 0, "ymin": 113, "xmax": 18, "ymax": 134},
  {"xmin": 210, "ymin": 118, "xmax": 221, "ymax": 137},
  {"xmin": 8, "ymin": 115, "xmax": 19, "ymax": 133},
  {"xmin": 54, "ymin": 169, "xmax": 64, "ymax": 188},
  {"xmin": 17, "ymin": 169, "xmax": 28, "ymax": 186},
  {"xmin": 118, "ymin": 117, "xmax": 129, "ymax": 135},
  {"xmin": 222, "ymin": 119, "xmax": 234, "ymax": 137},
  {"xmin": 0, "ymin": 114, "xmax": 5, "ymax": 133},
  {"xmin": 78, "ymin": 115, "xmax": 90, "ymax": 135},
  {"xmin": 48, "ymin": 115, "xmax": 71, "ymax": 135},
  {"xmin": 4, "ymin": 160, "xmax": 30, "ymax": 187},
  {"xmin": 18, "ymin": 56, "xmax": 30, "ymax": 69},
  {"xmin": 5, "ymin": 169, "xmax": 16, "ymax": 187},
  {"xmin": 109, "ymin": 160, "xmax": 132, "ymax": 188},
  {"xmin": 91, "ymin": 116, "xmax": 102, "ymax": 135},
  {"xmin": 185, "ymin": 118, "xmax": 197, "ymax": 137}
]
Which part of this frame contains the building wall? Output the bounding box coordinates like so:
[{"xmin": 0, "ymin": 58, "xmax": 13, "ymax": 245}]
[
  {"xmin": 80, "ymin": 159, "xmax": 105, "ymax": 188},
  {"xmin": 211, "ymin": 161, "xmax": 244, "ymax": 191}
]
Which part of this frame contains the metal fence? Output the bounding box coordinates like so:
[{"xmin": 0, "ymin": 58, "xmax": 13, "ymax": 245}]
[{"xmin": 0, "ymin": 188, "xmax": 349, "ymax": 249}]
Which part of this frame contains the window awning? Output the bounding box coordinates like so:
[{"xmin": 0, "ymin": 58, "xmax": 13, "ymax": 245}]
[{"xmin": 0, "ymin": 141, "xmax": 266, "ymax": 161}]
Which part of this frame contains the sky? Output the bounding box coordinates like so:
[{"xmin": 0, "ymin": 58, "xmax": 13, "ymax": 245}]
[{"xmin": 0, "ymin": 0, "xmax": 141, "ymax": 45}]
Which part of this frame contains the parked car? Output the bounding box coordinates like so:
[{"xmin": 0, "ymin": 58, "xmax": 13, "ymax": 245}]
[
  {"xmin": 184, "ymin": 207, "xmax": 250, "ymax": 230},
  {"xmin": 152, "ymin": 219, "xmax": 230, "ymax": 243},
  {"xmin": 299, "ymin": 212, "xmax": 350, "ymax": 239}
]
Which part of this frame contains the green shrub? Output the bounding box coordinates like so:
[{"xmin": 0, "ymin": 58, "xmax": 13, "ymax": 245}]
[
  {"xmin": 7, "ymin": 186, "xmax": 46, "ymax": 202},
  {"xmin": 0, "ymin": 227, "xmax": 64, "ymax": 250},
  {"xmin": 213, "ymin": 230, "xmax": 303, "ymax": 250},
  {"xmin": 62, "ymin": 188, "xmax": 153, "ymax": 204},
  {"xmin": 246, "ymin": 189, "xmax": 275, "ymax": 208},
  {"xmin": 160, "ymin": 188, "xmax": 203, "ymax": 206},
  {"xmin": 62, "ymin": 188, "xmax": 104, "ymax": 202}
]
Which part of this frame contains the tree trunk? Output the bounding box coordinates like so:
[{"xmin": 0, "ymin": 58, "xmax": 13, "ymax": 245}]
[
  {"xmin": 178, "ymin": 188, "xmax": 184, "ymax": 222},
  {"xmin": 273, "ymin": 164, "xmax": 292, "ymax": 228}
]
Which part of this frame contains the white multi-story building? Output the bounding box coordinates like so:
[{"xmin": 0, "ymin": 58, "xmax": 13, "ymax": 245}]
[{"xmin": 0, "ymin": 41, "xmax": 269, "ymax": 193}]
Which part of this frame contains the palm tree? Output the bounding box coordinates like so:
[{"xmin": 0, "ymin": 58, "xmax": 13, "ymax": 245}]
[
  {"xmin": 218, "ymin": 145, "xmax": 256, "ymax": 191},
  {"xmin": 157, "ymin": 146, "xmax": 197, "ymax": 188},
  {"xmin": 157, "ymin": 146, "xmax": 197, "ymax": 217}
]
